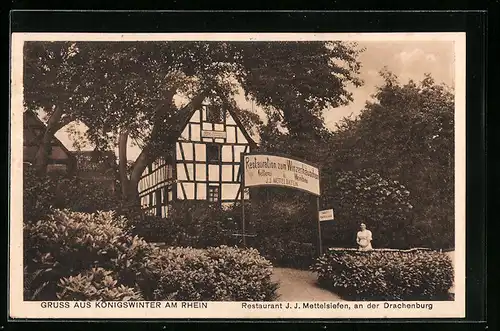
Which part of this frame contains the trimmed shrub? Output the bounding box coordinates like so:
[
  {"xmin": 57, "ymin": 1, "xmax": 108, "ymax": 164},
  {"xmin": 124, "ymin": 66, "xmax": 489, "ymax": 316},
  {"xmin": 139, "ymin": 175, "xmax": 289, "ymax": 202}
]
[
  {"xmin": 23, "ymin": 209, "xmax": 158, "ymax": 300},
  {"xmin": 23, "ymin": 167, "xmax": 121, "ymax": 224},
  {"xmin": 310, "ymin": 249, "xmax": 454, "ymax": 301},
  {"xmin": 254, "ymin": 237, "xmax": 315, "ymax": 270},
  {"xmin": 24, "ymin": 209, "xmax": 278, "ymax": 302},
  {"xmin": 57, "ymin": 268, "xmax": 143, "ymax": 301},
  {"xmin": 130, "ymin": 201, "xmax": 237, "ymax": 247},
  {"xmin": 151, "ymin": 246, "xmax": 279, "ymax": 301}
]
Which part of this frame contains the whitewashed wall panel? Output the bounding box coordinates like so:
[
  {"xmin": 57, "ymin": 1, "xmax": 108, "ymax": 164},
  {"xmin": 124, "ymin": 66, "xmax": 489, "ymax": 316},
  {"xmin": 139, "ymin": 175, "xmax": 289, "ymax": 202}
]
[
  {"xmin": 222, "ymin": 183, "xmax": 240, "ymax": 200},
  {"xmin": 194, "ymin": 143, "xmax": 206, "ymax": 161},
  {"xmin": 226, "ymin": 127, "xmax": 236, "ymax": 143},
  {"xmin": 176, "ymin": 164, "xmax": 187, "ymax": 181},
  {"xmin": 181, "ymin": 142, "xmax": 193, "ymax": 160},
  {"xmin": 221, "ymin": 146, "xmax": 232, "ymax": 162},
  {"xmin": 209, "ymin": 165, "xmax": 219, "ymax": 182},
  {"xmin": 222, "ymin": 165, "xmax": 233, "ymax": 182},
  {"xmin": 191, "ymin": 124, "xmax": 201, "ymax": 141},
  {"xmin": 197, "ymin": 183, "xmax": 207, "ymax": 199},
  {"xmin": 195, "ymin": 164, "xmax": 206, "ymax": 181}
]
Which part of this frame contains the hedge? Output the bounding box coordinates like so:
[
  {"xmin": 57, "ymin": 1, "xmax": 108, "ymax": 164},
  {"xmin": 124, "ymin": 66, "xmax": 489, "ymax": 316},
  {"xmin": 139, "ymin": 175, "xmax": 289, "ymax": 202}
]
[
  {"xmin": 151, "ymin": 246, "xmax": 279, "ymax": 301},
  {"xmin": 310, "ymin": 249, "xmax": 454, "ymax": 301},
  {"xmin": 24, "ymin": 209, "xmax": 278, "ymax": 301},
  {"xmin": 23, "ymin": 209, "xmax": 157, "ymax": 301},
  {"xmin": 130, "ymin": 201, "xmax": 238, "ymax": 247},
  {"xmin": 23, "ymin": 167, "xmax": 121, "ymax": 223}
]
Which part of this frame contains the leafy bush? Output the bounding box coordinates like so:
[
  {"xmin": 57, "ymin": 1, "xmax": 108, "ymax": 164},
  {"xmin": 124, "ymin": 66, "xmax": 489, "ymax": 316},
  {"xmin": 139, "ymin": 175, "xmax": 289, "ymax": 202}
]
[
  {"xmin": 56, "ymin": 177, "xmax": 121, "ymax": 213},
  {"xmin": 254, "ymin": 237, "xmax": 315, "ymax": 270},
  {"xmin": 23, "ymin": 209, "xmax": 157, "ymax": 300},
  {"xmin": 57, "ymin": 268, "xmax": 143, "ymax": 301},
  {"xmin": 151, "ymin": 246, "xmax": 279, "ymax": 301},
  {"xmin": 320, "ymin": 170, "xmax": 415, "ymax": 249},
  {"xmin": 23, "ymin": 167, "xmax": 59, "ymax": 222},
  {"xmin": 310, "ymin": 249, "xmax": 454, "ymax": 301},
  {"xmin": 244, "ymin": 193, "xmax": 318, "ymax": 269},
  {"xmin": 131, "ymin": 201, "xmax": 237, "ymax": 247}
]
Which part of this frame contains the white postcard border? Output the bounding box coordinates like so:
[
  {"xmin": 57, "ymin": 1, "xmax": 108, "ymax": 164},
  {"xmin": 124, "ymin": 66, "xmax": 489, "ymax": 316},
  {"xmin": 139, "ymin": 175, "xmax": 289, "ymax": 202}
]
[{"xmin": 9, "ymin": 32, "xmax": 466, "ymax": 319}]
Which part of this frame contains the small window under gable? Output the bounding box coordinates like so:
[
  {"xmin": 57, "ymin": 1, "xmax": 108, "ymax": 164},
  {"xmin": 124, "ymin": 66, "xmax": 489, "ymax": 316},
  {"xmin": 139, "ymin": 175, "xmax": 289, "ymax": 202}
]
[{"xmin": 205, "ymin": 105, "xmax": 223, "ymax": 124}]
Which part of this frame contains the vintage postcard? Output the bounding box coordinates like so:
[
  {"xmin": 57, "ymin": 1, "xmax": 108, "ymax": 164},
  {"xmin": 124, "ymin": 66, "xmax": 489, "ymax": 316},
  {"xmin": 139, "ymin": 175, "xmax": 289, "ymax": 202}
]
[{"xmin": 9, "ymin": 32, "xmax": 466, "ymax": 319}]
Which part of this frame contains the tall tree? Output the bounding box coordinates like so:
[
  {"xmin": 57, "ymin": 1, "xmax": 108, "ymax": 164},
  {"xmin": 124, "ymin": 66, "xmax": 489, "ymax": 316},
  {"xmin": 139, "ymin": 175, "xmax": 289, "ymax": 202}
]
[
  {"xmin": 23, "ymin": 40, "xmax": 363, "ymax": 205},
  {"xmin": 23, "ymin": 42, "xmax": 87, "ymax": 174},
  {"xmin": 331, "ymin": 69, "xmax": 455, "ymax": 247}
]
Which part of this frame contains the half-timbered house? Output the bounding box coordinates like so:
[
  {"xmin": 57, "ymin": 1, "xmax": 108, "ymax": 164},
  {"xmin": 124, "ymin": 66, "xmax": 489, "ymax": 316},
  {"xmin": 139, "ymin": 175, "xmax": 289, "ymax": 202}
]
[{"xmin": 138, "ymin": 100, "xmax": 257, "ymax": 217}]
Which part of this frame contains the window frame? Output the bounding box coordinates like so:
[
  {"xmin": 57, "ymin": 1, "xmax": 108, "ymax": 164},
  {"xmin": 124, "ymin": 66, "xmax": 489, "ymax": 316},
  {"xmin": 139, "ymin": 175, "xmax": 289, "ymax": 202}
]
[
  {"xmin": 206, "ymin": 144, "xmax": 221, "ymax": 164},
  {"xmin": 206, "ymin": 105, "xmax": 223, "ymax": 124},
  {"xmin": 207, "ymin": 185, "xmax": 220, "ymax": 203}
]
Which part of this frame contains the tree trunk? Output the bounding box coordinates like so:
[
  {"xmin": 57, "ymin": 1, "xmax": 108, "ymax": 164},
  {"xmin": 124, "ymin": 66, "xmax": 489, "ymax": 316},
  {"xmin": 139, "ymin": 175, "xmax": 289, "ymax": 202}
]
[
  {"xmin": 34, "ymin": 107, "xmax": 64, "ymax": 175},
  {"xmin": 122, "ymin": 91, "xmax": 208, "ymax": 208},
  {"xmin": 126, "ymin": 149, "xmax": 149, "ymax": 207},
  {"xmin": 118, "ymin": 129, "xmax": 131, "ymax": 200}
]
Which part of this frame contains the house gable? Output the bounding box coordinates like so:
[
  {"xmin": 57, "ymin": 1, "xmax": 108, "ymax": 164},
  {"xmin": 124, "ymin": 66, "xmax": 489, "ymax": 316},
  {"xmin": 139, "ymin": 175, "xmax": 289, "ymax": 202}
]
[{"xmin": 138, "ymin": 101, "xmax": 256, "ymax": 218}]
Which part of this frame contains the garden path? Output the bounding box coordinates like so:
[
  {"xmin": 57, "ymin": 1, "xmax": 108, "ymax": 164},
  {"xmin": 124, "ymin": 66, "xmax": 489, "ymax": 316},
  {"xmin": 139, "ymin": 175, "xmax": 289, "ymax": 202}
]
[{"xmin": 271, "ymin": 267, "xmax": 343, "ymax": 301}]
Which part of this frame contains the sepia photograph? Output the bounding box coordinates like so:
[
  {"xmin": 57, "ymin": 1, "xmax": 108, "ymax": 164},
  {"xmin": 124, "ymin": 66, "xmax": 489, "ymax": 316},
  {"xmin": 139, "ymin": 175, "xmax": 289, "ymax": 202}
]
[{"xmin": 9, "ymin": 32, "xmax": 466, "ymax": 319}]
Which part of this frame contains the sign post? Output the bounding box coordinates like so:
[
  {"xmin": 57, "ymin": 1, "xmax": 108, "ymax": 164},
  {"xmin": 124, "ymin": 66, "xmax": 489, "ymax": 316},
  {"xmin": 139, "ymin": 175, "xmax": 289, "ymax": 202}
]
[
  {"xmin": 241, "ymin": 153, "xmax": 322, "ymax": 256},
  {"xmin": 317, "ymin": 208, "xmax": 334, "ymax": 257},
  {"xmin": 241, "ymin": 158, "xmax": 246, "ymax": 247},
  {"xmin": 316, "ymin": 197, "xmax": 322, "ymax": 256}
]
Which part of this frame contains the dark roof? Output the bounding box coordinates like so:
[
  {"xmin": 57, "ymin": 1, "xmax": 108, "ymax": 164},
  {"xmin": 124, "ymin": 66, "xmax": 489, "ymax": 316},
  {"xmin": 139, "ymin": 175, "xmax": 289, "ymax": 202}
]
[{"xmin": 73, "ymin": 150, "xmax": 117, "ymax": 171}]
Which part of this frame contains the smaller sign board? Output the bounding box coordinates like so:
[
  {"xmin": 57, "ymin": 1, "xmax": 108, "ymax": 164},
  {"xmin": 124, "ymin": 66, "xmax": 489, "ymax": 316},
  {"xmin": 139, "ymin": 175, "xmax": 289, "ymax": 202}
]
[
  {"xmin": 202, "ymin": 130, "xmax": 227, "ymax": 139},
  {"xmin": 319, "ymin": 209, "xmax": 334, "ymax": 221}
]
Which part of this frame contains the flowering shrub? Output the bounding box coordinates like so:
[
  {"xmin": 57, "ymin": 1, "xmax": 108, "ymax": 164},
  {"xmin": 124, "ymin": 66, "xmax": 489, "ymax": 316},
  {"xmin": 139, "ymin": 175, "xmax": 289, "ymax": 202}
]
[
  {"xmin": 310, "ymin": 249, "xmax": 454, "ymax": 301},
  {"xmin": 24, "ymin": 209, "xmax": 157, "ymax": 300},
  {"xmin": 57, "ymin": 268, "xmax": 143, "ymax": 301},
  {"xmin": 320, "ymin": 170, "xmax": 416, "ymax": 249},
  {"xmin": 151, "ymin": 246, "xmax": 279, "ymax": 301}
]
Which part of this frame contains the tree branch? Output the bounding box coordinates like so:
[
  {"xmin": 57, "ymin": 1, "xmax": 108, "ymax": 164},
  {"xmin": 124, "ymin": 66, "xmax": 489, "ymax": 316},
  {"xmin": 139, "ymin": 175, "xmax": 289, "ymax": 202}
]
[
  {"xmin": 35, "ymin": 106, "xmax": 65, "ymax": 174},
  {"xmin": 128, "ymin": 91, "xmax": 208, "ymax": 187},
  {"xmin": 118, "ymin": 129, "xmax": 130, "ymax": 199}
]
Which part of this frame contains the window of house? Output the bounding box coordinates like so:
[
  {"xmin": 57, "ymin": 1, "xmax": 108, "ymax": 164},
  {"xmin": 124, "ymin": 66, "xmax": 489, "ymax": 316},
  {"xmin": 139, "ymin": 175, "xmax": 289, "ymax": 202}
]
[
  {"xmin": 206, "ymin": 144, "xmax": 220, "ymax": 163},
  {"xmin": 155, "ymin": 189, "xmax": 162, "ymax": 217},
  {"xmin": 206, "ymin": 106, "xmax": 223, "ymax": 123},
  {"xmin": 208, "ymin": 185, "xmax": 220, "ymax": 203},
  {"xmin": 148, "ymin": 192, "xmax": 154, "ymax": 208}
]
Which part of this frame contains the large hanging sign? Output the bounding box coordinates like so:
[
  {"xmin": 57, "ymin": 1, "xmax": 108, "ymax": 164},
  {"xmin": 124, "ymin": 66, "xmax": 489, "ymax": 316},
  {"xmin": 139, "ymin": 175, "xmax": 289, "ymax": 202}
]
[{"xmin": 242, "ymin": 153, "xmax": 320, "ymax": 196}]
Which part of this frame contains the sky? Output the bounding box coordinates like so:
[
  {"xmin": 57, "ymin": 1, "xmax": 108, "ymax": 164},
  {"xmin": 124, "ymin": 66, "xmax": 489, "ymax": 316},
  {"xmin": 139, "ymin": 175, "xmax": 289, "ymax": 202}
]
[{"xmin": 54, "ymin": 40, "xmax": 455, "ymax": 161}]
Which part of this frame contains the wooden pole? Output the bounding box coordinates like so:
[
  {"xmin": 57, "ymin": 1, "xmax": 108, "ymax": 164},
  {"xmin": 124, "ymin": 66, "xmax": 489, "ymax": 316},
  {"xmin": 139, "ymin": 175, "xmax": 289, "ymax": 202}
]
[
  {"xmin": 316, "ymin": 196, "xmax": 323, "ymax": 257},
  {"xmin": 241, "ymin": 156, "xmax": 246, "ymax": 247},
  {"xmin": 241, "ymin": 188, "xmax": 246, "ymax": 247}
]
